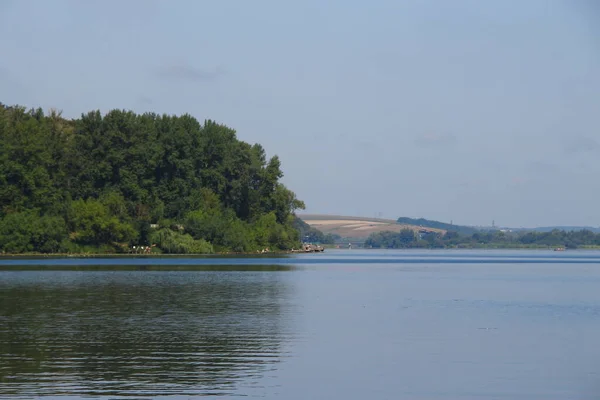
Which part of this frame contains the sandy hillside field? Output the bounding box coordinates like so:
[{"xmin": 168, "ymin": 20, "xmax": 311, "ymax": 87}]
[{"xmin": 299, "ymin": 214, "xmax": 446, "ymax": 239}]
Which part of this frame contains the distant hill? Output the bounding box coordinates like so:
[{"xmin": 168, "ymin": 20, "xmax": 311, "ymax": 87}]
[
  {"xmin": 298, "ymin": 214, "xmax": 600, "ymax": 242},
  {"xmin": 300, "ymin": 214, "xmax": 397, "ymax": 224},
  {"xmin": 396, "ymin": 217, "xmax": 480, "ymax": 235},
  {"xmin": 298, "ymin": 214, "xmax": 445, "ymax": 240},
  {"xmin": 511, "ymin": 226, "xmax": 600, "ymax": 233},
  {"xmin": 292, "ymin": 217, "xmax": 340, "ymax": 244}
]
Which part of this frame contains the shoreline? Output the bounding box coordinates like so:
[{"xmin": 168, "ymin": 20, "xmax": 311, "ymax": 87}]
[
  {"xmin": 1, "ymin": 247, "xmax": 600, "ymax": 258},
  {"xmin": 0, "ymin": 250, "xmax": 317, "ymax": 258}
]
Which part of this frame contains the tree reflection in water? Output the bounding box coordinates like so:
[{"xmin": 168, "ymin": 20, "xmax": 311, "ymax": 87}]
[{"xmin": 0, "ymin": 266, "xmax": 295, "ymax": 398}]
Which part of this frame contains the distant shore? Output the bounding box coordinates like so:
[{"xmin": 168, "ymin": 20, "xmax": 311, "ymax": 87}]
[{"xmin": 2, "ymin": 246, "xmax": 600, "ymax": 258}]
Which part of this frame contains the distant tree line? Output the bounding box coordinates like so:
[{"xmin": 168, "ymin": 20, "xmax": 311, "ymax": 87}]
[
  {"xmin": 366, "ymin": 229, "xmax": 600, "ymax": 249},
  {"xmin": 292, "ymin": 218, "xmax": 340, "ymax": 245},
  {"xmin": 0, "ymin": 103, "xmax": 306, "ymax": 254}
]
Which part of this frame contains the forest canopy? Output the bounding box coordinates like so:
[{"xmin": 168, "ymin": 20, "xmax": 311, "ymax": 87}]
[{"xmin": 0, "ymin": 103, "xmax": 306, "ymax": 254}]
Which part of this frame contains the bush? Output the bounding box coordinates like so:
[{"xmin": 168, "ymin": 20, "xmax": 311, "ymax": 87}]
[
  {"xmin": 0, "ymin": 210, "xmax": 68, "ymax": 253},
  {"xmin": 68, "ymin": 199, "xmax": 137, "ymax": 245},
  {"xmin": 149, "ymin": 228, "xmax": 213, "ymax": 254}
]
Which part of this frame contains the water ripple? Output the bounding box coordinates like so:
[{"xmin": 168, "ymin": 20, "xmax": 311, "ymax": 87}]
[{"xmin": 0, "ymin": 271, "xmax": 297, "ymax": 398}]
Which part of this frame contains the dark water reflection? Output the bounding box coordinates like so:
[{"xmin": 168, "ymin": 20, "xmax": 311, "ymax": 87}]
[{"xmin": 0, "ymin": 270, "xmax": 295, "ymax": 398}]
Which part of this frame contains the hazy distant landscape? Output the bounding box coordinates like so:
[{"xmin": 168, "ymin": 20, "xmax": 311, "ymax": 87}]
[
  {"xmin": 298, "ymin": 214, "xmax": 446, "ymax": 239},
  {"xmin": 299, "ymin": 214, "xmax": 600, "ymax": 249},
  {"xmin": 301, "ymin": 214, "xmax": 600, "ymax": 238}
]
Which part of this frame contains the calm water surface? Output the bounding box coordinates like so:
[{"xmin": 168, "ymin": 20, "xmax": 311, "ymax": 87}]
[{"xmin": 1, "ymin": 250, "xmax": 600, "ymax": 399}]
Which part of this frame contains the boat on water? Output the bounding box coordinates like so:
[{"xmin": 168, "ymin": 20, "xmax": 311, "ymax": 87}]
[
  {"xmin": 291, "ymin": 243, "xmax": 325, "ymax": 253},
  {"xmin": 554, "ymin": 247, "xmax": 566, "ymax": 251}
]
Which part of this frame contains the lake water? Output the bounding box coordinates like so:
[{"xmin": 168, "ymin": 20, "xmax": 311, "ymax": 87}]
[{"xmin": 1, "ymin": 250, "xmax": 600, "ymax": 399}]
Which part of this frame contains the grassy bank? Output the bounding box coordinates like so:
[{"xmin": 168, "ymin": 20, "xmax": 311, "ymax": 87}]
[{"xmin": 0, "ymin": 251, "xmax": 299, "ymax": 258}]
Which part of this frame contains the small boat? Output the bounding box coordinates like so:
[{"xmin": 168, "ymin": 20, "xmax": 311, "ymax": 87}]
[
  {"xmin": 299, "ymin": 243, "xmax": 325, "ymax": 253},
  {"xmin": 554, "ymin": 247, "xmax": 565, "ymax": 251}
]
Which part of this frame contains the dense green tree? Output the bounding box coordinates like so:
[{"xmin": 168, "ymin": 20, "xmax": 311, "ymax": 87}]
[
  {"xmin": 0, "ymin": 210, "xmax": 67, "ymax": 253},
  {"xmin": 149, "ymin": 228, "xmax": 213, "ymax": 254},
  {"xmin": 68, "ymin": 199, "xmax": 137, "ymax": 246},
  {"xmin": 0, "ymin": 103, "xmax": 305, "ymax": 253}
]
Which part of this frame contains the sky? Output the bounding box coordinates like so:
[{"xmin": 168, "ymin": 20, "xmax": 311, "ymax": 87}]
[{"xmin": 1, "ymin": 0, "xmax": 599, "ymax": 228}]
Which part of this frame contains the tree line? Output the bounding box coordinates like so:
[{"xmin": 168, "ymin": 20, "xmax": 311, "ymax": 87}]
[
  {"xmin": 0, "ymin": 103, "xmax": 306, "ymax": 254},
  {"xmin": 292, "ymin": 218, "xmax": 339, "ymax": 245},
  {"xmin": 366, "ymin": 228, "xmax": 600, "ymax": 249}
]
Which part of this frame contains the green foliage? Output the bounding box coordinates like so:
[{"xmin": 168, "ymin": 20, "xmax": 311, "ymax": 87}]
[
  {"xmin": 149, "ymin": 228, "xmax": 213, "ymax": 254},
  {"xmin": 0, "ymin": 103, "xmax": 305, "ymax": 254},
  {"xmin": 366, "ymin": 228, "xmax": 600, "ymax": 249},
  {"xmin": 0, "ymin": 210, "xmax": 67, "ymax": 253},
  {"xmin": 68, "ymin": 199, "xmax": 137, "ymax": 245}
]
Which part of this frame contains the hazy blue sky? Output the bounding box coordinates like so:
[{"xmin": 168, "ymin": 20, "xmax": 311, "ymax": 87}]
[{"xmin": 1, "ymin": 0, "xmax": 598, "ymax": 227}]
